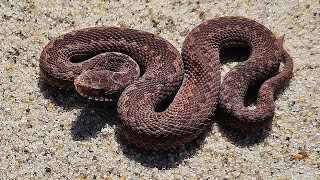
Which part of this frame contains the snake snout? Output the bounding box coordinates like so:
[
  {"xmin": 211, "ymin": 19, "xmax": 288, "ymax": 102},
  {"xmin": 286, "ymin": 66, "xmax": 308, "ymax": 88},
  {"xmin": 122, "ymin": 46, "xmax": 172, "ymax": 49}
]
[
  {"xmin": 73, "ymin": 70, "xmax": 120, "ymax": 101},
  {"xmin": 73, "ymin": 52, "xmax": 140, "ymax": 101}
]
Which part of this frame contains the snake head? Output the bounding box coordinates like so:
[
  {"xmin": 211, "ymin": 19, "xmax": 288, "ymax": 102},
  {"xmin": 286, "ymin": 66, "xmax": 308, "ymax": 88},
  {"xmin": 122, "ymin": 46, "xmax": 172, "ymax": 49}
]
[{"xmin": 74, "ymin": 52, "xmax": 140, "ymax": 101}]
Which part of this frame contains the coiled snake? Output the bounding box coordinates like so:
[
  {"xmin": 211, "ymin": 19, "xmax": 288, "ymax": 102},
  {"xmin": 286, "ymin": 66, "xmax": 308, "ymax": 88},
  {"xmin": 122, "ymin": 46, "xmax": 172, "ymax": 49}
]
[{"xmin": 39, "ymin": 17, "xmax": 293, "ymax": 150}]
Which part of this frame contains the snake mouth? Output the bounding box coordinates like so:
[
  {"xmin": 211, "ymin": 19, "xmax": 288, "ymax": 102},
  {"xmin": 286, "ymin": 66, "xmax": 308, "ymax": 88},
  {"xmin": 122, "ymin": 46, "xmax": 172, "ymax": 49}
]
[{"xmin": 74, "ymin": 75, "xmax": 118, "ymax": 101}]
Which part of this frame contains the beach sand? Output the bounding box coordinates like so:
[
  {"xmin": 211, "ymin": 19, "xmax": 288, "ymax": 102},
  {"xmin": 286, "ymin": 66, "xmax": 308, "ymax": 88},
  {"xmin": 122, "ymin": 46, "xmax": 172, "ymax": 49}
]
[{"xmin": 0, "ymin": 0, "xmax": 319, "ymax": 179}]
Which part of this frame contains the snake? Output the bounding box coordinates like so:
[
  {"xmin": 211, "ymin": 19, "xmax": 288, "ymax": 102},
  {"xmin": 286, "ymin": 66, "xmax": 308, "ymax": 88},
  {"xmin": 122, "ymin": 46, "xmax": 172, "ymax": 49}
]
[{"xmin": 39, "ymin": 16, "xmax": 293, "ymax": 150}]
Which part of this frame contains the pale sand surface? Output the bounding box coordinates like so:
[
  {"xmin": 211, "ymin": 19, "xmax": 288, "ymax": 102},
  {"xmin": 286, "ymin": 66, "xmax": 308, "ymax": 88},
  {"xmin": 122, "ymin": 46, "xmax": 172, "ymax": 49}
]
[{"xmin": 0, "ymin": 0, "xmax": 319, "ymax": 179}]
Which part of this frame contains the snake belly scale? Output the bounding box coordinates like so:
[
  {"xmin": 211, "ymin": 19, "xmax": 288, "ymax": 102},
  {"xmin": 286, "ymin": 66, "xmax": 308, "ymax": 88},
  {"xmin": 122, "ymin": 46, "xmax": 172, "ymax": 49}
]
[{"xmin": 39, "ymin": 17, "xmax": 293, "ymax": 150}]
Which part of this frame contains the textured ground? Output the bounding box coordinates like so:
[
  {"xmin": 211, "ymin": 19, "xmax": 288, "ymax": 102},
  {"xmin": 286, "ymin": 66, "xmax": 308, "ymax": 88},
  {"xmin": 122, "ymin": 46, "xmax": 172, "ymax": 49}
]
[{"xmin": 0, "ymin": 0, "xmax": 319, "ymax": 179}]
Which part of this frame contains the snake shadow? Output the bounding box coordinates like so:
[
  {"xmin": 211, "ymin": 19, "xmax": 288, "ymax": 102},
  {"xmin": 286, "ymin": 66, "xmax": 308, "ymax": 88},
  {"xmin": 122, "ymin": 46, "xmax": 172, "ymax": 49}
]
[
  {"xmin": 215, "ymin": 110, "xmax": 272, "ymax": 147},
  {"xmin": 38, "ymin": 77, "xmax": 117, "ymax": 140},
  {"xmin": 115, "ymin": 121, "xmax": 214, "ymax": 169},
  {"xmin": 38, "ymin": 77, "xmax": 213, "ymax": 169}
]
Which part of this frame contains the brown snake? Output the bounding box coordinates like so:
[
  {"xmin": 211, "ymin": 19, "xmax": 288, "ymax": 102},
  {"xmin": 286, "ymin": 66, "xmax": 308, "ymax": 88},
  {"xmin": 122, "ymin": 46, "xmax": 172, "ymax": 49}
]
[{"xmin": 39, "ymin": 17, "xmax": 293, "ymax": 150}]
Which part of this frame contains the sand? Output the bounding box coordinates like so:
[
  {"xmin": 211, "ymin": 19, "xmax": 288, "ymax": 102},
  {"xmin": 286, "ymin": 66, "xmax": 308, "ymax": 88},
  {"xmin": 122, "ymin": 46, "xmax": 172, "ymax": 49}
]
[{"xmin": 0, "ymin": 0, "xmax": 319, "ymax": 179}]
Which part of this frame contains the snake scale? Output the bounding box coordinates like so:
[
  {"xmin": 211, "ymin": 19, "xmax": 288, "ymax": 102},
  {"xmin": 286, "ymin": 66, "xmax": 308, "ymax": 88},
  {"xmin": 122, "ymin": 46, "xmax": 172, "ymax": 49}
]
[{"xmin": 39, "ymin": 17, "xmax": 293, "ymax": 150}]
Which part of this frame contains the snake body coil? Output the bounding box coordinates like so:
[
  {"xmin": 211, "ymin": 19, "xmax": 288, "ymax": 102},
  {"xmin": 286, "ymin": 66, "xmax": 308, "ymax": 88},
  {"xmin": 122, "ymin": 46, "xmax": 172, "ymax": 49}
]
[{"xmin": 40, "ymin": 17, "xmax": 293, "ymax": 150}]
